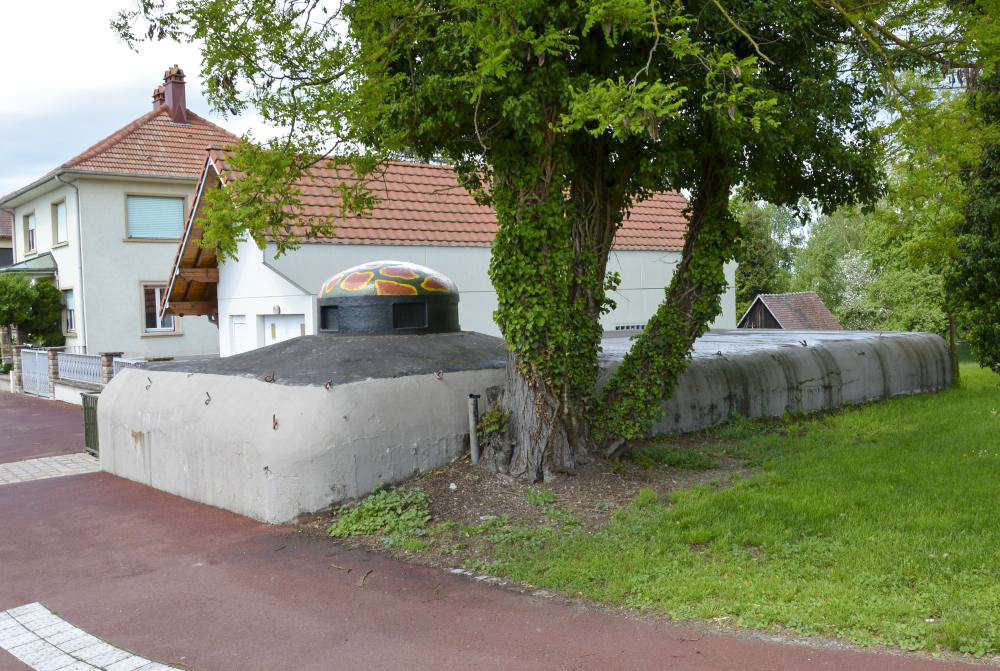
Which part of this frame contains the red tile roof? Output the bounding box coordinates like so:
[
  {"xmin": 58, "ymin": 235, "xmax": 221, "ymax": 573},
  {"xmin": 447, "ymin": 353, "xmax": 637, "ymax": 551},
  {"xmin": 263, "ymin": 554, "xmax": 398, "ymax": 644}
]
[
  {"xmin": 208, "ymin": 150, "xmax": 688, "ymax": 250},
  {"xmin": 53, "ymin": 108, "xmax": 240, "ymax": 180},
  {"xmin": 749, "ymin": 292, "xmax": 843, "ymax": 330},
  {"xmin": 0, "ymin": 210, "xmax": 11, "ymax": 238}
]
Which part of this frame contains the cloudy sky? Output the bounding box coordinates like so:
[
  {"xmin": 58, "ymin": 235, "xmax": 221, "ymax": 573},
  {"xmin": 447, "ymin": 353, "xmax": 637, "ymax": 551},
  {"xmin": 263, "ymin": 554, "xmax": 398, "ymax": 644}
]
[{"xmin": 0, "ymin": 1, "xmax": 274, "ymax": 197}]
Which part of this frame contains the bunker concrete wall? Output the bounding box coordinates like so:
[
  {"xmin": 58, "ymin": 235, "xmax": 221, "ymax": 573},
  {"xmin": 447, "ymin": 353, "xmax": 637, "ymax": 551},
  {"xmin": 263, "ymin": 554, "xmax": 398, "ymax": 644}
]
[
  {"xmin": 625, "ymin": 332, "xmax": 953, "ymax": 434},
  {"xmin": 98, "ymin": 366, "xmax": 504, "ymax": 523}
]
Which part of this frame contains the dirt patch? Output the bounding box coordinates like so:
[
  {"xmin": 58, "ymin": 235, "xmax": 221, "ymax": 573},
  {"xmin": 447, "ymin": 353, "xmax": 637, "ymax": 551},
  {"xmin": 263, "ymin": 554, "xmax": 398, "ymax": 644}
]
[{"xmin": 299, "ymin": 440, "xmax": 751, "ymax": 569}]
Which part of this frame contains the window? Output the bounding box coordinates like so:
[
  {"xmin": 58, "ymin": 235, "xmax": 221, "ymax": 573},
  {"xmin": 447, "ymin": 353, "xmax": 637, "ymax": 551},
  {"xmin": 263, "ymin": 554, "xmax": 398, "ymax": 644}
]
[
  {"xmin": 52, "ymin": 201, "xmax": 67, "ymax": 244},
  {"xmin": 126, "ymin": 195, "xmax": 184, "ymax": 239},
  {"xmin": 63, "ymin": 290, "xmax": 75, "ymax": 333},
  {"xmin": 319, "ymin": 305, "xmax": 339, "ymax": 332},
  {"xmin": 142, "ymin": 284, "xmax": 175, "ymax": 332},
  {"xmin": 24, "ymin": 213, "xmax": 36, "ymax": 252},
  {"xmin": 393, "ymin": 302, "xmax": 427, "ymax": 329}
]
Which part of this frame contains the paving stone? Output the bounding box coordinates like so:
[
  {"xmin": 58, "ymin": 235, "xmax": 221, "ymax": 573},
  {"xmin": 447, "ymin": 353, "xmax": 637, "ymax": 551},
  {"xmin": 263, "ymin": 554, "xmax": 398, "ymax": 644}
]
[
  {"xmin": 0, "ymin": 603, "xmax": 178, "ymax": 671},
  {"xmin": 106, "ymin": 656, "xmax": 153, "ymax": 671},
  {"xmin": 0, "ymin": 454, "xmax": 99, "ymax": 485}
]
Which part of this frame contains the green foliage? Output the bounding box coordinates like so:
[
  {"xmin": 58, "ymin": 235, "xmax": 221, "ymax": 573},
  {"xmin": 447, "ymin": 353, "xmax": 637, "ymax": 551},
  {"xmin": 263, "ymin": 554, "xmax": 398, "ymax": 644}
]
[
  {"xmin": 732, "ymin": 200, "xmax": 802, "ymax": 314},
  {"xmin": 0, "ymin": 276, "xmax": 64, "ymax": 346},
  {"xmin": 26, "ymin": 282, "xmax": 66, "ymax": 346},
  {"xmin": 327, "ymin": 486, "xmax": 431, "ymax": 539},
  {"xmin": 477, "ymin": 408, "xmax": 510, "ymax": 438},
  {"xmin": 0, "ymin": 275, "xmax": 34, "ymax": 330},
  {"xmin": 525, "ymin": 488, "xmax": 555, "ymax": 506},
  {"xmin": 485, "ymin": 364, "xmax": 1000, "ymax": 655},
  {"xmin": 949, "ymin": 71, "xmax": 1000, "ymax": 372},
  {"xmin": 634, "ymin": 443, "xmax": 719, "ymax": 470}
]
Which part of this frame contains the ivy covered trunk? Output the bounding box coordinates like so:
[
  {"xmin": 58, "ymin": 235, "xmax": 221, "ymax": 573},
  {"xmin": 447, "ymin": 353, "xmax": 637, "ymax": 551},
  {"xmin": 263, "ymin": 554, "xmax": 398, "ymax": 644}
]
[
  {"xmin": 480, "ymin": 142, "xmax": 618, "ymax": 480},
  {"xmin": 598, "ymin": 149, "xmax": 738, "ymax": 440}
]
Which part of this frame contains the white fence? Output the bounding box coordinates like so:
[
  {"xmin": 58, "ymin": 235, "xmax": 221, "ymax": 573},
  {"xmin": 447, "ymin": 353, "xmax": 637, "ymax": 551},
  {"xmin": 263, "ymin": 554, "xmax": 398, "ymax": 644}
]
[
  {"xmin": 57, "ymin": 352, "xmax": 102, "ymax": 385},
  {"xmin": 112, "ymin": 357, "xmax": 146, "ymax": 376}
]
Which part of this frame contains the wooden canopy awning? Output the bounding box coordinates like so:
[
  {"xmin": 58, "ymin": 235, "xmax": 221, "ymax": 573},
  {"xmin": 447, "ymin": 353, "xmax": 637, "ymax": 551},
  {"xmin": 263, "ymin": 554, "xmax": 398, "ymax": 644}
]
[{"xmin": 162, "ymin": 151, "xmax": 225, "ymax": 318}]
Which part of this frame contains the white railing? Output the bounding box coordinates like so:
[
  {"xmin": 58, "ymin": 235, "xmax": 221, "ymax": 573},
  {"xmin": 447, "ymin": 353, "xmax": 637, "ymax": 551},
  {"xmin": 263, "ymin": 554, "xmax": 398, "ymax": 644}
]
[
  {"xmin": 57, "ymin": 352, "xmax": 102, "ymax": 385},
  {"xmin": 112, "ymin": 357, "xmax": 146, "ymax": 377}
]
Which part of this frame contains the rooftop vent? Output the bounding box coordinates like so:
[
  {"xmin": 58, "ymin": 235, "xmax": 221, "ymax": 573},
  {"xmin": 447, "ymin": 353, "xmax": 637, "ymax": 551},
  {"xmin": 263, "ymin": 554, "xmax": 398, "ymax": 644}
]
[{"xmin": 317, "ymin": 261, "xmax": 460, "ymax": 335}]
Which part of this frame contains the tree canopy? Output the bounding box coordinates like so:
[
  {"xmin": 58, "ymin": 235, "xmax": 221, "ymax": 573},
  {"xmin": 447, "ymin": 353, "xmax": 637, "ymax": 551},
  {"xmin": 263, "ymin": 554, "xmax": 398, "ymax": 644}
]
[
  {"xmin": 0, "ymin": 276, "xmax": 65, "ymax": 347},
  {"xmin": 948, "ymin": 71, "xmax": 1000, "ymax": 372}
]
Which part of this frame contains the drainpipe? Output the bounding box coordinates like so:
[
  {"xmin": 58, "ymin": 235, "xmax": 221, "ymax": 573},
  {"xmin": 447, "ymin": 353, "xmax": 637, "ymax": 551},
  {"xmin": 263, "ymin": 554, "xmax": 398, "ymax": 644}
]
[{"xmin": 55, "ymin": 174, "xmax": 87, "ymax": 354}]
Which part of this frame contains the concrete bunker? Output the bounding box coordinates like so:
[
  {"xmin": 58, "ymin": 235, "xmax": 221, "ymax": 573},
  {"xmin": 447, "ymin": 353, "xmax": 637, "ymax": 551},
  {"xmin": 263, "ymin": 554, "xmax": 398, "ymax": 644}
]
[
  {"xmin": 100, "ymin": 264, "xmax": 955, "ymax": 524},
  {"xmin": 100, "ymin": 262, "xmax": 507, "ymax": 523}
]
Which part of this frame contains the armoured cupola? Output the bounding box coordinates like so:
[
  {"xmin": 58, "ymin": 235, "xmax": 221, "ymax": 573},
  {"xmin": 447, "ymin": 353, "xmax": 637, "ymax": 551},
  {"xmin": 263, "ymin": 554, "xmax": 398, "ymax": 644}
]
[{"xmin": 317, "ymin": 260, "xmax": 460, "ymax": 335}]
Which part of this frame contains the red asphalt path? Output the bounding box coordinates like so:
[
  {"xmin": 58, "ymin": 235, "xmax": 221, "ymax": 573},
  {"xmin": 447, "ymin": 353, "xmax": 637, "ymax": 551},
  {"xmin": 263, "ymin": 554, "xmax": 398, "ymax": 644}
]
[
  {"xmin": 0, "ymin": 393, "xmax": 83, "ymax": 464},
  {"xmin": 0, "ymin": 394, "xmax": 983, "ymax": 670}
]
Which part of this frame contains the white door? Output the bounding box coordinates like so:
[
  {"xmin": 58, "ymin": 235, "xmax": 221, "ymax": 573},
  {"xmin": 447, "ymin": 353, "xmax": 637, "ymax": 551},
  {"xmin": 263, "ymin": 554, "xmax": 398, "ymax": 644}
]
[
  {"xmin": 230, "ymin": 314, "xmax": 255, "ymax": 355},
  {"xmin": 263, "ymin": 314, "xmax": 305, "ymax": 347}
]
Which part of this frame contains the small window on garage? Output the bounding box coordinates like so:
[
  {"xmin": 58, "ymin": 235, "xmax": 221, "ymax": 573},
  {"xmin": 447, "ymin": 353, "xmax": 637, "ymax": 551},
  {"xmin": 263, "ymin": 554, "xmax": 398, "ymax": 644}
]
[{"xmin": 126, "ymin": 195, "xmax": 185, "ymax": 239}]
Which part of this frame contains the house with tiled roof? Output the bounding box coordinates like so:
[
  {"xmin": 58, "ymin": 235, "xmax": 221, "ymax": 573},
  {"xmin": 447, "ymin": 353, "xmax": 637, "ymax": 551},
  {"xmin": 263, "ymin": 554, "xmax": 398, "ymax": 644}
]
[
  {"xmin": 0, "ymin": 66, "xmax": 239, "ymax": 359},
  {"xmin": 164, "ymin": 150, "xmax": 737, "ymax": 356},
  {"xmin": 738, "ymin": 291, "xmax": 843, "ymax": 330}
]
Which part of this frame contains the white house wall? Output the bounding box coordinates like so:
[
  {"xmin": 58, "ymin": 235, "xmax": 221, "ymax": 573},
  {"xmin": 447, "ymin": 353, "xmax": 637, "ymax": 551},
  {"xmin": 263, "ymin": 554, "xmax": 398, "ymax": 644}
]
[
  {"xmin": 79, "ymin": 177, "xmax": 219, "ymax": 358},
  {"xmin": 215, "ymin": 243, "xmax": 737, "ymax": 356},
  {"xmin": 216, "ymin": 237, "xmax": 317, "ymax": 357}
]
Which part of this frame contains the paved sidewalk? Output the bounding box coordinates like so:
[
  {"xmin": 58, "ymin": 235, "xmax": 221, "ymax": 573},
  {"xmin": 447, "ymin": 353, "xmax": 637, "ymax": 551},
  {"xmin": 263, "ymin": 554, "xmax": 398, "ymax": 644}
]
[
  {"xmin": 0, "ymin": 393, "xmax": 83, "ymax": 464},
  {"xmin": 0, "ymin": 454, "xmax": 99, "ymax": 486},
  {"xmin": 0, "ymin": 602, "xmax": 175, "ymax": 671},
  {"xmin": 0, "ymin": 394, "xmax": 985, "ymax": 671}
]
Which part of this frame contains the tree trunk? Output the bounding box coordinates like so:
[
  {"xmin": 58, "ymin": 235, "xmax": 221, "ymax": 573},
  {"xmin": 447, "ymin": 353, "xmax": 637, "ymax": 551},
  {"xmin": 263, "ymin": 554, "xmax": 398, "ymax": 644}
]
[
  {"xmin": 597, "ymin": 146, "xmax": 738, "ymax": 442},
  {"xmin": 482, "ymin": 138, "xmax": 620, "ymax": 481},
  {"xmin": 480, "ymin": 352, "xmax": 588, "ymax": 481},
  {"xmin": 948, "ymin": 312, "xmax": 960, "ymax": 384}
]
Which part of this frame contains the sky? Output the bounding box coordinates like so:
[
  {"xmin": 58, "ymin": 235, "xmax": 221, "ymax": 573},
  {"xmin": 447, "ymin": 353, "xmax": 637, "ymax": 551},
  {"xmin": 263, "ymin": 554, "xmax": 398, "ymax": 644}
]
[{"xmin": 0, "ymin": 1, "xmax": 275, "ymax": 197}]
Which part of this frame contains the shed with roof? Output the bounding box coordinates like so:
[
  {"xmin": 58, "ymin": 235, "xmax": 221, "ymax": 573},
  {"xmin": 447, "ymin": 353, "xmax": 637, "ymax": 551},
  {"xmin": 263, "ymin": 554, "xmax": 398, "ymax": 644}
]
[{"xmin": 737, "ymin": 291, "xmax": 843, "ymax": 330}]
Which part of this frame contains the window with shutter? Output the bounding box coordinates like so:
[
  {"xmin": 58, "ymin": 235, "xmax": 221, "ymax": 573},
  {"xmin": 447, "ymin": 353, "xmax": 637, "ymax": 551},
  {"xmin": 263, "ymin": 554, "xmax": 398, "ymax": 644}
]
[
  {"xmin": 24, "ymin": 213, "xmax": 36, "ymax": 252},
  {"xmin": 53, "ymin": 201, "xmax": 67, "ymax": 244},
  {"xmin": 126, "ymin": 196, "xmax": 185, "ymax": 239}
]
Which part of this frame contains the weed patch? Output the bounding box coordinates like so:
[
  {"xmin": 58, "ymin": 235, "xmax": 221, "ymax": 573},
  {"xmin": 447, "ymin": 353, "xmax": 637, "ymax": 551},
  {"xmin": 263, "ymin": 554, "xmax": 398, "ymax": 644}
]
[{"xmin": 328, "ymin": 486, "xmax": 431, "ymax": 539}]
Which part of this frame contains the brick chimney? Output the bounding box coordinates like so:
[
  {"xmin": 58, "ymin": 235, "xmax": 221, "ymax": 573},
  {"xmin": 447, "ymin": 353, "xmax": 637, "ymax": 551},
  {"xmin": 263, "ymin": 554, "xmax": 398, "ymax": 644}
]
[
  {"xmin": 161, "ymin": 65, "xmax": 188, "ymax": 123},
  {"xmin": 152, "ymin": 85, "xmax": 165, "ymax": 110}
]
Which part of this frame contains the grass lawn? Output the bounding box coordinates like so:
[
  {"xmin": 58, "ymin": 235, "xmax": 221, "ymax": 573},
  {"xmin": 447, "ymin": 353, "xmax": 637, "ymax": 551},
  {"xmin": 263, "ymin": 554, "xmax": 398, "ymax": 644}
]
[{"xmin": 480, "ymin": 363, "xmax": 1000, "ymax": 655}]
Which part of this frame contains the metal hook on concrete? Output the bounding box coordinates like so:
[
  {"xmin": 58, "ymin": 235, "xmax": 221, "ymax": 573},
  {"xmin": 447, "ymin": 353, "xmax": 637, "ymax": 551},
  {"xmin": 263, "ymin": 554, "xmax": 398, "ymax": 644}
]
[
  {"xmin": 263, "ymin": 371, "xmax": 276, "ymax": 383},
  {"xmin": 204, "ymin": 391, "xmax": 211, "ymax": 406},
  {"xmin": 145, "ymin": 377, "xmax": 152, "ymax": 391},
  {"xmin": 435, "ymin": 370, "xmax": 444, "ymax": 380},
  {"xmin": 273, "ymin": 414, "xmax": 279, "ymax": 430},
  {"xmin": 324, "ymin": 379, "xmax": 333, "ymax": 390}
]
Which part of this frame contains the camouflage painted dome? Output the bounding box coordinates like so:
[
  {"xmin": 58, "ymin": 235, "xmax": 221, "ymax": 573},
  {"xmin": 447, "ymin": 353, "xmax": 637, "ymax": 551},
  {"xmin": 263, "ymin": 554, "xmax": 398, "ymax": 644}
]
[{"xmin": 318, "ymin": 260, "xmax": 458, "ymax": 298}]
